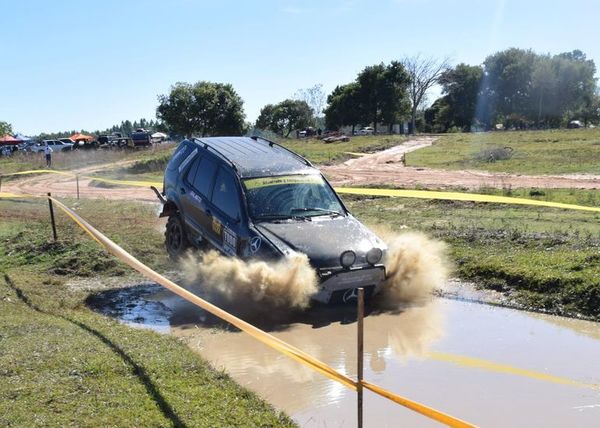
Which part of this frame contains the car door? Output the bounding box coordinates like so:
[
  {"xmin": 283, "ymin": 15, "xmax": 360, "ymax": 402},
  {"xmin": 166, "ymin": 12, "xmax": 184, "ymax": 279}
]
[
  {"xmin": 179, "ymin": 154, "xmax": 219, "ymax": 244},
  {"xmin": 207, "ymin": 166, "xmax": 243, "ymax": 256}
]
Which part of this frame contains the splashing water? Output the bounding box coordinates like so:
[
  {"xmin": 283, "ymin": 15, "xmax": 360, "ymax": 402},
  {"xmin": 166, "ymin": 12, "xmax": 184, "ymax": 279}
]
[
  {"xmin": 180, "ymin": 250, "xmax": 319, "ymax": 310},
  {"xmin": 379, "ymin": 231, "xmax": 450, "ymax": 305}
]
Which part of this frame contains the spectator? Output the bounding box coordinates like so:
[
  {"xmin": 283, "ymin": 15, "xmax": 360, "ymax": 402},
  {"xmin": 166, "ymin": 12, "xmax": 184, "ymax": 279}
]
[{"xmin": 44, "ymin": 143, "xmax": 53, "ymax": 167}]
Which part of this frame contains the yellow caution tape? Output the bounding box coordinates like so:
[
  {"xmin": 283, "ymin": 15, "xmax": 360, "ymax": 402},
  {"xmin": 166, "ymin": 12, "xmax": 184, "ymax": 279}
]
[
  {"xmin": 4, "ymin": 169, "xmax": 600, "ymax": 213},
  {"xmin": 40, "ymin": 195, "xmax": 474, "ymax": 427},
  {"xmin": 361, "ymin": 380, "xmax": 474, "ymax": 428},
  {"xmin": 86, "ymin": 176, "xmax": 162, "ymax": 188},
  {"xmin": 8, "ymin": 169, "xmax": 75, "ymax": 177},
  {"xmin": 334, "ymin": 187, "xmax": 600, "ymax": 213}
]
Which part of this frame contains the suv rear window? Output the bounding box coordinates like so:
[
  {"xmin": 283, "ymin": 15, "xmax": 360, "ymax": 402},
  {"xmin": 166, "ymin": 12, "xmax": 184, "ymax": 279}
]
[
  {"xmin": 212, "ymin": 167, "xmax": 240, "ymax": 220},
  {"xmin": 167, "ymin": 142, "xmax": 194, "ymax": 172}
]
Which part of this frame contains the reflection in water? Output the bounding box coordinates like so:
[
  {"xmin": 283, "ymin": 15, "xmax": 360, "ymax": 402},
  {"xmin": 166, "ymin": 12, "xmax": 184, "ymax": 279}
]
[{"xmin": 169, "ymin": 298, "xmax": 444, "ymax": 414}]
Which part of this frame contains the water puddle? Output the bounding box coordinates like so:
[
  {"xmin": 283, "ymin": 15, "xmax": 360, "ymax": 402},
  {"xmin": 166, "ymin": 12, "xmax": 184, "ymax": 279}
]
[{"xmin": 89, "ymin": 283, "xmax": 600, "ymax": 427}]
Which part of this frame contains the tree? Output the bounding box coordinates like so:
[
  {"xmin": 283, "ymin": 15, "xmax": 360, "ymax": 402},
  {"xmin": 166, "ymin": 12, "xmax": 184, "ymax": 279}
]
[
  {"xmin": 156, "ymin": 81, "xmax": 245, "ymax": 137},
  {"xmin": 0, "ymin": 121, "xmax": 12, "ymax": 136},
  {"xmin": 294, "ymin": 84, "xmax": 327, "ymax": 118},
  {"xmin": 255, "ymin": 99, "xmax": 314, "ymax": 137},
  {"xmin": 324, "ymin": 82, "xmax": 363, "ymax": 133},
  {"xmin": 438, "ymin": 64, "xmax": 483, "ymax": 131},
  {"xmin": 401, "ymin": 55, "xmax": 450, "ymax": 134},
  {"xmin": 355, "ymin": 61, "xmax": 411, "ymax": 133}
]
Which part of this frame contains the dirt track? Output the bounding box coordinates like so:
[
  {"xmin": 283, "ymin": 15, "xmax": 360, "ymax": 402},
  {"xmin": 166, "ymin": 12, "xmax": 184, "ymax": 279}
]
[
  {"xmin": 6, "ymin": 137, "xmax": 600, "ymax": 200},
  {"xmin": 3, "ymin": 161, "xmax": 157, "ymax": 201},
  {"xmin": 323, "ymin": 137, "xmax": 600, "ymax": 190}
]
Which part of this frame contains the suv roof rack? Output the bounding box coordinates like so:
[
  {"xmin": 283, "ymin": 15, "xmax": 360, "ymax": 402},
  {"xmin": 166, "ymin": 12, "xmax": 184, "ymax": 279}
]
[
  {"xmin": 250, "ymin": 135, "xmax": 313, "ymax": 167},
  {"xmin": 192, "ymin": 138, "xmax": 238, "ymax": 171}
]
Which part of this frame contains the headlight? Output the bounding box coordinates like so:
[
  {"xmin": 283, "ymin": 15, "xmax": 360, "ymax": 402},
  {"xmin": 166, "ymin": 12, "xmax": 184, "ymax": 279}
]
[
  {"xmin": 340, "ymin": 250, "xmax": 356, "ymax": 268},
  {"xmin": 366, "ymin": 248, "xmax": 383, "ymax": 265}
]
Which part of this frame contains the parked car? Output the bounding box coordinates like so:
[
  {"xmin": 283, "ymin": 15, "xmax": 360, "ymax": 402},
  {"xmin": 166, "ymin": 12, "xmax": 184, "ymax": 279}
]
[
  {"xmin": 29, "ymin": 140, "xmax": 73, "ymax": 153},
  {"xmin": 154, "ymin": 136, "xmax": 388, "ymax": 304},
  {"xmin": 356, "ymin": 127, "xmax": 374, "ymax": 135},
  {"xmin": 59, "ymin": 138, "xmax": 76, "ymax": 146}
]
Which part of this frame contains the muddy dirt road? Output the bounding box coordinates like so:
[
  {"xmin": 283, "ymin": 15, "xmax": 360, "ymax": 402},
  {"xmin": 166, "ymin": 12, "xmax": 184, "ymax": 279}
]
[
  {"xmin": 323, "ymin": 137, "xmax": 600, "ymax": 190},
  {"xmin": 93, "ymin": 285, "xmax": 600, "ymax": 427}
]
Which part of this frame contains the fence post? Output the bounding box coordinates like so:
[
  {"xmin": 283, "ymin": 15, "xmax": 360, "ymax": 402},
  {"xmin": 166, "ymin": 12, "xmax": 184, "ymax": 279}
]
[
  {"xmin": 357, "ymin": 287, "xmax": 364, "ymax": 428},
  {"xmin": 47, "ymin": 192, "xmax": 57, "ymax": 241},
  {"xmin": 76, "ymin": 174, "xmax": 80, "ymax": 200}
]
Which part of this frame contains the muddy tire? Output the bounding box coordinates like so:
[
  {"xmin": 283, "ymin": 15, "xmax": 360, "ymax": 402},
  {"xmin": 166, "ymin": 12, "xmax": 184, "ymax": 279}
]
[{"xmin": 165, "ymin": 214, "xmax": 189, "ymax": 260}]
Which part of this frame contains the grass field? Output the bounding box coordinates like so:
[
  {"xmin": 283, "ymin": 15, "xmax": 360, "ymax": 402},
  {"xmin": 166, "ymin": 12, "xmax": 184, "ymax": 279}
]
[
  {"xmin": 407, "ymin": 128, "xmax": 600, "ymax": 174},
  {"xmin": 0, "ymin": 199, "xmax": 295, "ymax": 427},
  {"xmin": 346, "ymin": 192, "xmax": 600, "ymax": 319}
]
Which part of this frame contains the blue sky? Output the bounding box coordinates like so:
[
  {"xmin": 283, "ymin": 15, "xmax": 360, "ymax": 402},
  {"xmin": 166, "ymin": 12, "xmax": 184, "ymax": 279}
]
[{"xmin": 1, "ymin": 0, "xmax": 599, "ymax": 135}]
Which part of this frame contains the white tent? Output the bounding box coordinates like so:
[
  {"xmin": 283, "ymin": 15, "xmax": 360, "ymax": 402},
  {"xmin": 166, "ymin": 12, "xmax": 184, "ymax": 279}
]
[{"xmin": 151, "ymin": 132, "xmax": 168, "ymax": 142}]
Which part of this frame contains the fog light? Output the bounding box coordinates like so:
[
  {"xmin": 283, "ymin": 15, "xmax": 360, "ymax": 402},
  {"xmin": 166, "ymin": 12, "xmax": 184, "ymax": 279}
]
[
  {"xmin": 340, "ymin": 250, "xmax": 356, "ymax": 268},
  {"xmin": 366, "ymin": 248, "xmax": 383, "ymax": 265}
]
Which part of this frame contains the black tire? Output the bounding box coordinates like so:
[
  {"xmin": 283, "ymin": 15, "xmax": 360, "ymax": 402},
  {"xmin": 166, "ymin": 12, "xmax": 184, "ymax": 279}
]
[{"xmin": 165, "ymin": 214, "xmax": 190, "ymax": 260}]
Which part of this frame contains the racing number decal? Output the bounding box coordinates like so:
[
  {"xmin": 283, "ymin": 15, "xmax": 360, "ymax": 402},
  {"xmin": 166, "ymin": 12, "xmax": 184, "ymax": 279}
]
[
  {"xmin": 223, "ymin": 227, "xmax": 238, "ymax": 256},
  {"xmin": 212, "ymin": 217, "xmax": 222, "ymax": 235}
]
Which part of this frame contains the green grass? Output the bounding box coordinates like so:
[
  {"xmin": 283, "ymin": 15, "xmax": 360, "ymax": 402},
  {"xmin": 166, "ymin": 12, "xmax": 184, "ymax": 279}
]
[
  {"xmin": 0, "ymin": 199, "xmax": 295, "ymax": 427},
  {"xmin": 345, "ymin": 192, "xmax": 600, "ymax": 319},
  {"xmin": 408, "ymin": 128, "xmax": 600, "ymax": 174}
]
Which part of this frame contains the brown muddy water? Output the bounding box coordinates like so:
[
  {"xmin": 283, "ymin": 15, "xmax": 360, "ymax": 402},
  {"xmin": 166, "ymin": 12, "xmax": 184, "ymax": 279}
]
[{"xmin": 90, "ymin": 285, "xmax": 600, "ymax": 427}]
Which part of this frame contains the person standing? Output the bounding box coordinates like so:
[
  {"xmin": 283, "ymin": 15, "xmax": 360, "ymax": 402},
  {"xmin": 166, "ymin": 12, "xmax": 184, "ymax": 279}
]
[{"xmin": 44, "ymin": 143, "xmax": 53, "ymax": 167}]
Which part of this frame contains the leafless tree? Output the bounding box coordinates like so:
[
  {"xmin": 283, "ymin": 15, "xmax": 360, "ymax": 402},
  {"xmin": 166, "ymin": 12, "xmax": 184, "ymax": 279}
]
[
  {"xmin": 401, "ymin": 55, "xmax": 450, "ymax": 135},
  {"xmin": 293, "ymin": 84, "xmax": 327, "ymax": 118}
]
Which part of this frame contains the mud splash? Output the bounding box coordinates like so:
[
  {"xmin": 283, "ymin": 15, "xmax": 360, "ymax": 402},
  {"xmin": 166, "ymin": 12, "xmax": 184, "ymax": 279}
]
[
  {"xmin": 378, "ymin": 230, "xmax": 450, "ymax": 306},
  {"xmin": 180, "ymin": 250, "xmax": 319, "ymax": 310}
]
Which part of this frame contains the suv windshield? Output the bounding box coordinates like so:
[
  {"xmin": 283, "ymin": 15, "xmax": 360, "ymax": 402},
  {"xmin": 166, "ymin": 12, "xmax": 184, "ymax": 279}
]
[{"xmin": 243, "ymin": 174, "xmax": 344, "ymax": 220}]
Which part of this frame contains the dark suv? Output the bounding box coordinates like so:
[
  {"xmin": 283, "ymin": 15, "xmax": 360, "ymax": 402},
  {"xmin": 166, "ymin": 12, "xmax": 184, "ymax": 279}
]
[{"xmin": 155, "ymin": 136, "xmax": 387, "ymax": 304}]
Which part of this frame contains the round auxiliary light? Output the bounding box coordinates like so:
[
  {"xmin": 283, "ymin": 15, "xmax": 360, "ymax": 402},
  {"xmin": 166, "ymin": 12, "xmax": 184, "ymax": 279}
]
[
  {"xmin": 340, "ymin": 250, "xmax": 356, "ymax": 268},
  {"xmin": 366, "ymin": 247, "xmax": 383, "ymax": 265}
]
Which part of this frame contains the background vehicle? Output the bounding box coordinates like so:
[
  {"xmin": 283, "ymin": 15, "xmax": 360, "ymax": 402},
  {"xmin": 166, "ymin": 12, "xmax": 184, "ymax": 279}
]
[
  {"xmin": 156, "ymin": 136, "xmax": 387, "ymax": 304},
  {"xmin": 30, "ymin": 140, "xmax": 73, "ymax": 152},
  {"xmin": 97, "ymin": 133, "xmax": 131, "ymax": 148},
  {"xmin": 130, "ymin": 128, "xmax": 152, "ymax": 147},
  {"xmin": 356, "ymin": 126, "xmax": 374, "ymax": 135}
]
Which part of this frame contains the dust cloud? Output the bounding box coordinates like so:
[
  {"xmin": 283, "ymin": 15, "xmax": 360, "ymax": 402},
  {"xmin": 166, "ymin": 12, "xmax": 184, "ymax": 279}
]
[
  {"xmin": 180, "ymin": 250, "xmax": 318, "ymax": 310},
  {"xmin": 375, "ymin": 228, "xmax": 450, "ymax": 306}
]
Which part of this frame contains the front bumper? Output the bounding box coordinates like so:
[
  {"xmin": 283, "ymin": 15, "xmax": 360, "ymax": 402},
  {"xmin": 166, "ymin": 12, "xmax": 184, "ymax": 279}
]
[{"xmin": 312, "ymin": 266, "xmax": 386, "ymax": 304}]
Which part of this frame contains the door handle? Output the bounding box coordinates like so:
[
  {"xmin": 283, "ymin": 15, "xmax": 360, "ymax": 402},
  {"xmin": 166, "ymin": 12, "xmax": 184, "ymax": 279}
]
[{"xmin": 179, "ymin": 187, "xmax": 186, "ymax": 194}]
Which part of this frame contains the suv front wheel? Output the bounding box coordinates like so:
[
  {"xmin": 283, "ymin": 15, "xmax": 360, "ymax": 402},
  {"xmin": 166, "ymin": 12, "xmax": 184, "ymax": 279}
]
[{"xmin": 165, "ymin": 214, "xmax": 190, "ymax": 260}]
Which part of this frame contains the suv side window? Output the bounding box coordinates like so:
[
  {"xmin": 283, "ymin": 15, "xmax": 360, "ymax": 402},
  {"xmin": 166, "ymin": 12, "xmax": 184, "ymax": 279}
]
[
  {"xmin": 211, "ymin": 167, "xmax": 240, "ymax": 220},
  {"xmin": 190, "ymin": 156, "xmax": 218, "ymax": 197}
]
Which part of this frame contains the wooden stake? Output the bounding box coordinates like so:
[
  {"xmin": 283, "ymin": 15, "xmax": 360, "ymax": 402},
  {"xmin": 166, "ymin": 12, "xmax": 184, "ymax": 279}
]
[
  {"xmin": 47, "ymin": 192, "xmax": 57, "ymax": 241},
  {"xmin": 357, "ymin": 287, "xmax": 364, "ymax": 428}
]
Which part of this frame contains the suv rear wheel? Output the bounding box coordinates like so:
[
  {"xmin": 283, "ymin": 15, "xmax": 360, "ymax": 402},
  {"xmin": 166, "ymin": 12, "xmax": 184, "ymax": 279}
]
[{"xmin": 165, "ymin": 214, "xmax": 189, "ymax": 259}]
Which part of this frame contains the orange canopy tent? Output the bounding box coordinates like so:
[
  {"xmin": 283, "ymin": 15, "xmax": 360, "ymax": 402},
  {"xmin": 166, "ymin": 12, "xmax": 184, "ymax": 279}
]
[
  {"xmin": 69, "ymin": 133, "xmax": 94, "ymax": 142},
  {"xmin": 0, "ymin": 135, "xmax": 22, "ymax": 146}
]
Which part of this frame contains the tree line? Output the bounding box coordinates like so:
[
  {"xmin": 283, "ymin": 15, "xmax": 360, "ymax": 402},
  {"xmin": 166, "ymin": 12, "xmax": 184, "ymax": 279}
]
[
  {"xmin": 426, "ymin": 49, "xmax": 598, "ymax": 132},
  {"xmin": 154, "ymin": 48, "xmax": 598, "ymax": 138}
]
